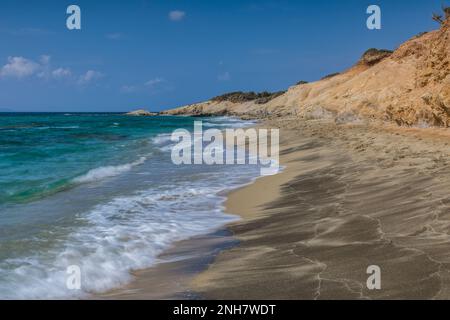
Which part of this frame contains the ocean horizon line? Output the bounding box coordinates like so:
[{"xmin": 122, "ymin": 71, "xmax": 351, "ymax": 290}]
[{"xmin": 0, "ymin": 111, "xmax": 161, "ymax": 114}]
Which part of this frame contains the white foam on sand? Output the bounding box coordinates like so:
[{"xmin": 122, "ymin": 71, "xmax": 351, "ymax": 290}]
[
  {"xmin": 0, "ymin": 116, "xmax": 262, "ymax": 299},
  {"xmin": 0, "ymin": 178, "xmax": 245, "ymax": 299}
]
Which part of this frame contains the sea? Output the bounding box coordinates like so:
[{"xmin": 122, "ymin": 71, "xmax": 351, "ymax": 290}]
[{"xmin": 0, "ymin": 113, "xmax": 260, "ymax": 299}]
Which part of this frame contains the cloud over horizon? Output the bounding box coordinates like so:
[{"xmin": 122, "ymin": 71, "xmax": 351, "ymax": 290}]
[
  {"xmin": 51, "ymin": 68, "xmax": 72, "ymax": 79},
  {"xmin": 0, "ymin": 56, "xmax": 40, "ymax": 78},
  {"xmin": 0, "ymin": 55, "xmax": 103, "ymax": 86},
  {"xmin": 78, "ymin": 70, "xmax": 104, "ymax": 85}
]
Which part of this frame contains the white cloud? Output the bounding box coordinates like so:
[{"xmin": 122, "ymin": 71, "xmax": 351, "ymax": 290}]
[
  {"xmin": 0, "ymin": 55, "xmax": 102, "ymax": 86},
  {"xmin": 0, "ymin": 56, "xmax": 40, "ymax": 78},
  {"xmin": 52, "ymin": 68, "xmax": 72, "ymax": 79},
  {"xmin": 78, "ymin": 70, "xmax": 103, "ymax": 85},
  {"xmin": 217, "ymin": 71, "xmax": 231, "ymax": 81},
  {"xmin": 39, "ymin": 55, "xmax": 51, "ymax": 65},
  {"xmin": 169, "ymin": 10, "xmax": 186, "ymax": 21},
  {"xmin": 36, "ymin": 55, "xmax": 52, "ymax": 79}
]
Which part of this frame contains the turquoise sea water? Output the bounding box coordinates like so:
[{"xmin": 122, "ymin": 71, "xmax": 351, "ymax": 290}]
[
  {"xmin": 0, "ymin": 113, "xmax": 259, "ymax": 298},
  {"xmin": 0, "ymin": 113, "xmax": 192, "ymax": 204}
]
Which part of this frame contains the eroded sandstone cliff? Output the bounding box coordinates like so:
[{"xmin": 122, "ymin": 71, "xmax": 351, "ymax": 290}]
[{"xmin": 164, "ymin": 18, "xmax": 450, "ymax": 127}]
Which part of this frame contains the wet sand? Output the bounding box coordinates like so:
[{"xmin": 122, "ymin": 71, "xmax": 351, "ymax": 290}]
[
  {"xmin": 104, "ymin": 117, "xmax": 450, "ymax": 300},
  {"xmin": 99, "ymin": 229, "xmax": 238, "ymax": 299},
  {"xmin": 191, "ymin": 118, "xmax": 450, "ymax": 299}
]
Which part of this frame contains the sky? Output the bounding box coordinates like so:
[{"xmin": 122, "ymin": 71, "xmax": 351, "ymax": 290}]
[{"xmin": 0, "ymin": 0, "xmax": 446, "ymax": 112}]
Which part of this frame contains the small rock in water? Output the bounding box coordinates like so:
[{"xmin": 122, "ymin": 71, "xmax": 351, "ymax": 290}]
[{"xmin": 126, "ymin": 109, "xmax": 158, "ymax": 116}]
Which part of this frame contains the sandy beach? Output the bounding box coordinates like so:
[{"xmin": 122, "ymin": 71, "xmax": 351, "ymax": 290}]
[
  {"xmin": 101, "ymin": 15, "xmax": 450, "ymax": 300},
  {"xmin": 189, "ymin": 117, "xmax": 450, "ymax": 300},
  {"xmin": 102, "ymin": 116, "xmax": 450, "ymax": 300},
  {"xmin": 2, "ymin": 1, "xmax": 450, "ymax": 303}
]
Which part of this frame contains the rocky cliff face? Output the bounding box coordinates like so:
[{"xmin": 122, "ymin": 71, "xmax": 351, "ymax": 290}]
[{"xmin": 164, "ymin": 18, "xmax": 450, "ymax": 127}]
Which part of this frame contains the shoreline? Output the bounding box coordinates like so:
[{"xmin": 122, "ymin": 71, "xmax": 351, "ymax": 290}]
[
  {"xmin": 189, "ymin": 118, "xmax": 450, "ymax": 299},
  {"xmin": 98, "ymin": 228, "xmax": 238, "ymax": 299},
  {"xmin": 97, "ymin": 118, "xmax": 266, "ymax": 299},
  {"xmin": 102, "ymin": 116, "xmax": 450, "ymax": 300},
  {"xmin": 99, "ymin": 117, "xmax": 332, "ymax": 299}
]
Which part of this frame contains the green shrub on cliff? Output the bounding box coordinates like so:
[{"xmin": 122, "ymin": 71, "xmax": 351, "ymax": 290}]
[
  {"xmin": 212, "ymin": 90, "xmax": 285, "ymax": 105},
  {"xmin": 321, "ymin": 72, "xmax": 340, "ymax": 80}
]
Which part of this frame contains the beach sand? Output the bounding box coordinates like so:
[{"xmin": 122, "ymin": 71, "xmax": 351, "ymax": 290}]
[
  {"xmin": 104, "ymin": 117, "xmax": 450, "ymax": 300},
  {"xmin": 127, "ymin": 16, "xmax": 450, "ymax": 301},
  {"xmin": 191, "ymin": 118, "xmax": 450, "ymax": 300},
  {"xmin": 104, "ymin": 15, "xmax": 450, "ymax": 301}
]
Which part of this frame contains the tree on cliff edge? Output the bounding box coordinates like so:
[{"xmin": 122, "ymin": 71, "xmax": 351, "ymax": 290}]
[{"xmin": 432, "ymin": 5, "xmax": 450, "ymax": 24}]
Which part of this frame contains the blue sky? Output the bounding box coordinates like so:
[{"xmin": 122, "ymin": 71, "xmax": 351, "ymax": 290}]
[{"xmin": 0, "ymin": 0, "xmax": 445, "ymax": 112}]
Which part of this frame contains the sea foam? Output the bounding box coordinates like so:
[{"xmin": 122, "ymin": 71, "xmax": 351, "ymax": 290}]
[
  {"xmin": 0, "ymin": 178, "xmax": 243, "ymax": 299},
  {"xmin": 73, "ymin": 157, "xmax": 147, "ymax": 184},
  {"xmin": 0, "ymin": 115, "xmax": 261, "ymax": 299}
]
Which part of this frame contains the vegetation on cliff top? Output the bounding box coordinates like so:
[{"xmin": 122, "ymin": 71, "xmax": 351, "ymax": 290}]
[
  {"xmin": 321, "ymin": 72, "xmax": 340, "ymax": 80},
  {"xmin": 360, "ymin": 48, "xmax": 393, "ymax": 66},
  {"xmin": 211, "ymin": 91, "xmax": 285, "ymax": 105},
  {"xmin": 432, "ymin": 6, "xmax": 450, "ymax": 25}
]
